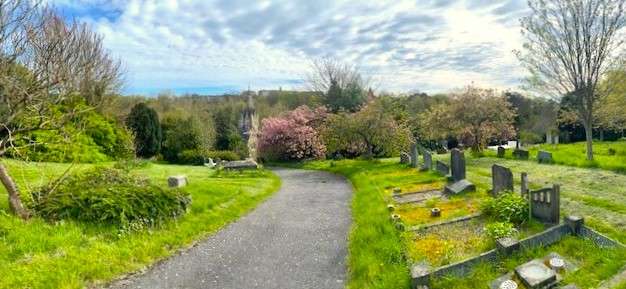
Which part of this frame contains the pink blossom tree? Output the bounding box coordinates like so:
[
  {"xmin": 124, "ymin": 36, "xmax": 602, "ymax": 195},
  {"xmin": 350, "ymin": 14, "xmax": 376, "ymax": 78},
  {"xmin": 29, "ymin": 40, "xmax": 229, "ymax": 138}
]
[{"xmin": 257, "ymin": 106, "xmax": 327, "ymax": 161}]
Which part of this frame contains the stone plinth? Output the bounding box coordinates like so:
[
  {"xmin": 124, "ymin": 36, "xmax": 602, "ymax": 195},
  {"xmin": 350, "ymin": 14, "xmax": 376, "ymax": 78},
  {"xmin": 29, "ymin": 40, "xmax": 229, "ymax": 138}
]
[
  {"xmin": 168, "ymin": 175, "xmax": 188, "ymax": 188},
  {"xmin": 514, "ymin": 260, "xmax": 556, "ymax": 289}
]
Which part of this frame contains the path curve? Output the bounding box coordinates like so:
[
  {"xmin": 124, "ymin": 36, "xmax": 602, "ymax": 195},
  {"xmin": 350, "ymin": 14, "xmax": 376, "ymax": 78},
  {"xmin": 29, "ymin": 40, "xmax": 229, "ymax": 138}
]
[{"xmin": 108, "ymin": 168, "xmax": 352, "ymax": 289}]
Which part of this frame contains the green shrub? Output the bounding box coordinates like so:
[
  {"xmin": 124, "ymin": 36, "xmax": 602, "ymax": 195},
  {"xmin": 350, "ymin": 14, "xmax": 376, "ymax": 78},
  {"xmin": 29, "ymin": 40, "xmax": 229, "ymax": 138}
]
[
  {"xmin": 31, "ymin": 167, "xmax": 191, "ymax": 229},
  {"xmin": 113, "ymin": 159, "xmax": 152, "ymax": 171},
  {"xmin": 481, "ymin": 192, "xmax": 529, "ymax": 224},
  {"xmin": 205, "ymin": 150, "xmax": 240, "ymax": 161},
  {"xmin": 484, "ymin": 221, "xmax": 517, "ymax": 240}
]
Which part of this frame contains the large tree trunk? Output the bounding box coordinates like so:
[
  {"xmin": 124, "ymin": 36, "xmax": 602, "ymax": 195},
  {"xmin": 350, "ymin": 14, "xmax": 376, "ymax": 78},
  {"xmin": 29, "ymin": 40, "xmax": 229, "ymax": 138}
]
[
  {"xmin": 0, "ymin": 161, "xmax": 30, "ymax": 219},
  {"xmin": 583, "ymin": 123, "xmax": 594, "ymax": 161}
]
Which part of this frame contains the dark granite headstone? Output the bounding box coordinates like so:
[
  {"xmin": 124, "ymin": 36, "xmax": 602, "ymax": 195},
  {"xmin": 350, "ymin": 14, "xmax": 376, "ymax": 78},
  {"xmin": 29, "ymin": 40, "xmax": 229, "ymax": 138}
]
[
  {"xmin": 435, "ymin": 161, "xmax": 449, "ymax": 176},
  {"xmin": 537, "ymin": 150, "xmax": 553, "ymax": 163},
  {"xmin": 491, "ymin": 164, "xmax": 513, "ymax": 196},
  {"xmin": 529, "ymin": 184, "xmax": 560, "ymax": 224},
  {"xmin": 421, "ymin": 150, "xmax": 432, "ymax": 171},
  {"xmin": 513, "ymin": 149, "xmax": 529, "ymax": 160},
  {"xmin": 497, "ymin": 146, "xmax": 506, "ymax": 158},
  {"xmin": 450, "ymin": 148, "xmax": 466, "ymax": 182}
]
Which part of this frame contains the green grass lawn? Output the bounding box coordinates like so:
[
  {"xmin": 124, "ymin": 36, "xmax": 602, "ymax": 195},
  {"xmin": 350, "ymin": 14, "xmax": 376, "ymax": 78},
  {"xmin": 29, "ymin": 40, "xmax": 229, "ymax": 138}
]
[
  {"xmin": 0, "ymin": 159, "xmax": 280, "ymax": 289},
  {"xmin": 484, "ymin": 140, "xmax": 626, "ymax": 173},
  {"xmin": 293, "ymin": 153, "xmax": 626, "ymax": 289}
]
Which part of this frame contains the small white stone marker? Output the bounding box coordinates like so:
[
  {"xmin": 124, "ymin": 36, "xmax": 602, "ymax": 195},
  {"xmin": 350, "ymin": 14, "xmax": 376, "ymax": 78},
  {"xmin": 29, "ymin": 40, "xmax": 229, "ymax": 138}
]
[
  {"xmin": 549, "ymin": 257, "xmax": 565, "ymax": 270},
  {"xmin": 499, "ymin": 280, "xmax": 518, "ymax": 289}
]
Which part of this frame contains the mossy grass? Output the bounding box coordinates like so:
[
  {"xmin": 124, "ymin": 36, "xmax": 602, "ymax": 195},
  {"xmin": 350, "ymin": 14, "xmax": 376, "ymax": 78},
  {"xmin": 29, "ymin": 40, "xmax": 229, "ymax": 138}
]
[
  {"xmin": 287, "ymin": 155, "xmax": 626, "ymax": 288},
  {"xmin": 0, "ymin": 158, "xmax": 280, "ymax": 288},
  {"xmin": 431, "ymin": 237, "xmax": 626, "ymax": 289}
]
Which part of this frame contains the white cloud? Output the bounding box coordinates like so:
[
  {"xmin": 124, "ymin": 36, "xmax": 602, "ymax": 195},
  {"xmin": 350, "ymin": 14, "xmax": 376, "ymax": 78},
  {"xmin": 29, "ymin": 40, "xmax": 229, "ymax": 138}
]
[{"xmin": 53, "ymin": 0, "xmax": 531, "ymax": 95}]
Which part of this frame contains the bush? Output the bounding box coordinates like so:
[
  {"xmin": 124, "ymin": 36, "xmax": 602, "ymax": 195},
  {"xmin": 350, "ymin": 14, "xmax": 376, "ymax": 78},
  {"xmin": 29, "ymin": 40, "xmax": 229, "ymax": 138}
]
[
  {"xmin": 31, "ymin": 167, "xmax": 191, "ymax": 229},
  {"xmin": 484, "ymin": 221, "xmax": 517, "ymax": 240},
  {"xmin": 258, "ymin": 106, "xmax": 327, "ymax": 161},
  {"xmin": 161, "ymin": 116, "xmax": 209, "ymax": 163},
  {"xmin": 126, "ymin": 103, "xmax": 162, "ymax": 158},
  {"xmin": 481, "ymin": 192, "xmax": 529, "ymax": 224},
  {"xmin": 206, "ymin": 150, "xmax": 240, "ymax": 161}
]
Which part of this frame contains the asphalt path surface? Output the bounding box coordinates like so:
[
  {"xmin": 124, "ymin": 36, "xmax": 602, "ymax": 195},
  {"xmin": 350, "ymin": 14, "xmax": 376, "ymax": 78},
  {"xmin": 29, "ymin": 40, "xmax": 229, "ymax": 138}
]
[{"xmin": 108, "ymin": 168, "xmax": 352, "ymax": 289}]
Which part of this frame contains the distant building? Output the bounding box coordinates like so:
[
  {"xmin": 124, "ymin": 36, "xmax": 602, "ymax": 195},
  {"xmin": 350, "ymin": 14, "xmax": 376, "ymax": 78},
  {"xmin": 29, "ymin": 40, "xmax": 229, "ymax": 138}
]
[{"xmin": 239, "ymin": 89, "xmax": 259, "ymax": 160}]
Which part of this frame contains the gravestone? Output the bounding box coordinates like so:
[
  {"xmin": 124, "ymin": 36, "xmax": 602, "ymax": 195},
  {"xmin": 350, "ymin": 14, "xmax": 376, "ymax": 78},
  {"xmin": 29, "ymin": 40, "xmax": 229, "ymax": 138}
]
[
  {"xmin": 400, "ymin": 152, "xmax": 411, "ymax": 164},
  {"xmin": 444, "ymin": 149, "xmax": 475, "ymax": 194},
  {"xmin": 515, "ymin": 260, "xmax": 556, "ymax": 289},
  {"xmin": 421, "ymin": 150, "xmax": 432, "ymax": 171},
  {"xmin": 436, "ymin": 161, "xmax": 449, "ymax": 176},
  {"xmin": 520, "ymin": 172, "xmax": 529, "ymax": 197},
  {"xmin": 168, "ymin": 175, "xmax": 188, "ymax": 188},
  {"xmin": 410, "ymin": 144, "xmax": 419, "ymax": 168},
  {"xmin": 529, "ymin": 184, "xmax": 560, "ymax": 224},
  {"xmin": 497, "ymin": 146, "xmax": 506, "ymax": 158},
  {"xmin": 513, "ymin": 149, "xmax": 529, "ymax": 160},
  {"xmin": 537, "ymin": 151, "xmax": 552, "ymax": 164},
  {"xmin": 450, "ymin": 149, "xmax": 466, "ymax": 182},
  {"xmin": 491, "ymin": 164, "xmax": 513, "ymax": 196}
]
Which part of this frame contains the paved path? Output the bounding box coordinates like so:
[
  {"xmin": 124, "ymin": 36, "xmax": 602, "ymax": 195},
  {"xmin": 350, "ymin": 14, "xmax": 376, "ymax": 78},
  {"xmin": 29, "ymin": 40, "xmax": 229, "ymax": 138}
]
[{"xmin": 108, "ymin": 168, "xmax": 352, "ymax": 289}]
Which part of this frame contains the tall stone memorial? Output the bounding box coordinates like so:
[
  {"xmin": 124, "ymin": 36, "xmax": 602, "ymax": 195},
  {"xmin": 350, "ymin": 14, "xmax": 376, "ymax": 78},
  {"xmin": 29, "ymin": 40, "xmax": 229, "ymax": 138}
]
[
  {"xmin": 444, "ymin": 149, "xmax": 475, "ymax": 194},
  {"xmin": 421, "ymin": 150, "xmax": 432, "ymax": 171},
  {"xmin": 450, "ymin": 148, "xmax": 465, "ymax": 182},
  {"xmin": 410, "ymin": 143, "xmax": 419, "ymax": 168}
]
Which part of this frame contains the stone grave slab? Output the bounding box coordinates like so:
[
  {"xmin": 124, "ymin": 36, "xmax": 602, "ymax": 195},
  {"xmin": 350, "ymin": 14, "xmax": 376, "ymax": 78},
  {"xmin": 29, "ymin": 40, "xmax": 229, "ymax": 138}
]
[
  {"xmin": 514, "ymin": 259, "xmax": 556, "ymax": 289},
  {"xmin": 444, "ymin": 179, "xmax": 475, "ymax": 195},
  {"xmin": 223, "ymin": 159, "xmax": 258, "ymax": 169},
  {"xmin": 410, "ymin": 143, "xmax": 419, "ymax": 168},
  {"xmin": 392, "ymin": 190, "xmax": 443, "ymax": 204}
]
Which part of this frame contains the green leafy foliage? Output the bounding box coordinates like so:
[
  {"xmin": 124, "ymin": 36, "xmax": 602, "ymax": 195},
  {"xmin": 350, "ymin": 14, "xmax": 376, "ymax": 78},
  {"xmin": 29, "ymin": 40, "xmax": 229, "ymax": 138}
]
[
  {"xmin": 126, "ymin": 103, "xmax": 162, "ymax": 158},
  {"xmin": 8, "ymin": 104, "xmax": 133, "ymax": 163},
  {"xmin": 481, "ymin": 192, "xmax": 529, "ymax": 224},
  {"xmin": 30, "ymin": 167, "xmax": 191, "ymax": 228},
  {"xmin": 484, "ymin": 221, "xmax": 517, "ymax": 240},
  {"xmin": 161, "ymin": 117, "xmax": 206, "ymax": 163},
  {"xmin": 176, "ymin": 150, "xmax": 240, "ymax": 165}
]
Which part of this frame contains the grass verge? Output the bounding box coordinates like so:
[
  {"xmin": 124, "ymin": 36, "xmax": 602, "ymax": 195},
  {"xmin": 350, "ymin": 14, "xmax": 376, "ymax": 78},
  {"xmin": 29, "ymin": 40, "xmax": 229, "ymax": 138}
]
[{"xmin": 0, "ymin": 159, "xmax": 281, "ymax": 289}]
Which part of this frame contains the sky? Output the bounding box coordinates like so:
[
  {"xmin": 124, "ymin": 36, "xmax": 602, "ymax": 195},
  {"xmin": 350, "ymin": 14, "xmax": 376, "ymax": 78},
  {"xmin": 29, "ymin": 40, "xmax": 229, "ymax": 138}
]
[{"xmin": 51, "ymin": 0, "xmax": 531, "ymax": 96}]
